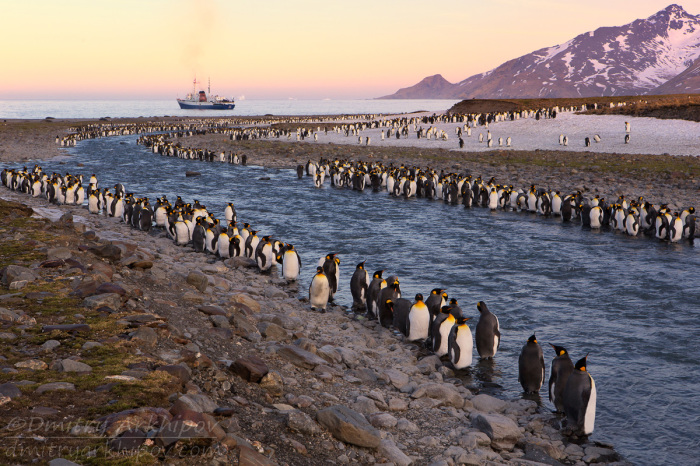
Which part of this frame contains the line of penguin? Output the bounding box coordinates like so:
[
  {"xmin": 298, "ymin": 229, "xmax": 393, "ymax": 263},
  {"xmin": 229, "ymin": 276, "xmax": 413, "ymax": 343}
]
[
  {"xmin": 307, "ymin": 259, "xmax": 597, "ymax": 437},
  {"xmin": 0, "ymin": 165, "xmax": 303, "ymax": 280},
  {"xmin": 302, "ymin": 158, "xmax": 697, "ymax": 243}
]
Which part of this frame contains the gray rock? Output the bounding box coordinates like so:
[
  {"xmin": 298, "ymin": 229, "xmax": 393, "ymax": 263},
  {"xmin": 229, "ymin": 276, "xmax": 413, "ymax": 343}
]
[
  {"xmin": 458, "ymin": 432, "xmax": 491, "ymax": 450},
  {"xmin": 472, "ymin": 412, "xmax": 522, "ymax": 451},
  {"xmin": 9, "ymin": 280, "xmax": 28, "ymax": 290},
  {"xmin": 388, "ymin": 398, "xmax": 409, "ymax": 412},
  {"xmin": 1, "ymin": 265, "xmax": 36, "ymax": 286},
  {"xmin": 186, "ymin": 271, "xmax": 208, "ymax": 292},
  {"xmin": 47, "ymin": 247, "xmax": 73, "ymax": 260},
  {"xmin": 368, "ymin": 413, "xmax": 398, "ymax": 429},
  {"xmin": 130, "ymin": 327, "xmax": 158, "ymax": 347},
  {"xmin": 352, "ymin": 396, "xmax": 379, "ymax": 415},
  {"xmin": 416, "ymin": 355, "xmax": 442, "ymax": 374},
  {"xmin": 82, "ymin": 341, "xmax": 103, "ymax": 350},
  {"xmin": 397, "ymin": 418, "xmax": 419, "ymax": 432},
  {"xmin": 411, "ymin": 383, "xmax": 464, "ymax": 408},
  {"xmin": 83, "ymin": 293, "xmax": 122, "ymax": 311},
  {"xmin": 0, "ymin": 382, "xmax": 21, "ymax": 399},
  {"xmin": 0, "ymin": 332, "xmax": 17, "ymax": 340},
  {"xmin": 263, "ymin": 287, "xmax": 287, "ymax": 299},
  {"xmin": 56, "ymin": 359, "xmax": 92, "ymax": 373},
  {"xmin": 471, "ymin": 394, "xmax": 506, "ymax": 413},
  {"xmin": 174, "ymin": 393, "xmax": 217, "ymax": 413},
  {"xmin": 316, "ymin": 405, "xmax": 381, "ymax": 449},
  {"xmin": 258, "ymin": 321, "xmax": 288, "ymax": 341},
  {"xmin": 379, "ymin": 439, "xmax": 413, "ymax": 466},
  {"xmin": 278, "ymin": 345, "xmax": 326, "ymax": 369},
  {"xmin": 40, "ymin": 340, "xmax": 61, "ymax": 352},
  {"xmin": 210, "ymin": 315, "xmax": 230, "ymax": 328},
  {"xmin": 384, "ymin": 368, "xmax": 410, "ymax": 390},
  {"xmin": 0, "ymin": 307, "xmax": 21, "ymax": 322},
  {"xmin": 287, "ymin": 409, "xmax": 321, "ymax": 435},
  {"xmin": 337, "ymin": 347, "xmax": 360, "ymax": 368},
  {"xmin": 36, "ymin": 382, "xmax": 76, "ymax": 394},
  {"xmin": 317, "ymin": 345, "xmax": 343, "ymax": 364}
]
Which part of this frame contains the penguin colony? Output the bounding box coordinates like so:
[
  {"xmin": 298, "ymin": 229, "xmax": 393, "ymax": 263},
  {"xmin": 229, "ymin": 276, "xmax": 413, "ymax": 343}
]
[
  {"xmin": 302, "ymin": 158, "xmax": 697, "ymax": 243},
  {"xmin": 309, "ymin": 254, "xmax": 597, "ymax": 437},
  {"xmin": 0, "ymin": 166, "xmax": 302, "ymax": 280}
]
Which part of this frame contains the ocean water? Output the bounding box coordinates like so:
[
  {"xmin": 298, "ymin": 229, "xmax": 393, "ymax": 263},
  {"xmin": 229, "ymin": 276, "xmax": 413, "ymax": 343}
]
[
  {"xmin": 0, "ymin": 99, "xmax": 461, "ymax": 119},
  {"xmin": 19, "ymin": 134, "xmax": 699, "ymax": 466}
]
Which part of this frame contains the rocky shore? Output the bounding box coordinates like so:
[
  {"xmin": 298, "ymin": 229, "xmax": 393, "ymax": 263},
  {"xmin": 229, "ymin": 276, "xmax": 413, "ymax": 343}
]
[{"xmin": 0, "ymin": 181, "xmax": 634, "ymax": 464}]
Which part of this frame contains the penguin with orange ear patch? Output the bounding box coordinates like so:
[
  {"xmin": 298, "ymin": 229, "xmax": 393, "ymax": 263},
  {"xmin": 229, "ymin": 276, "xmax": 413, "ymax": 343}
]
[
  {"xmin": 548, "ymin": 344, "xmax": 574, "ymax": 413},
  {"xmin": 448, "ymin": 317, "xmax": 472, "ymax": 369},
  {"xmin": 563, "ymin": 355, "xmax": 596, "ymax": 436},
  {"xmin": 518, "ymin": 334, "xmax": 545, "ymax": 394}
]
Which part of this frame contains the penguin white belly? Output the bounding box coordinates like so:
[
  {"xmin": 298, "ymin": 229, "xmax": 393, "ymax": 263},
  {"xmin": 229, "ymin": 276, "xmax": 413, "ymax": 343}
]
[
  {"xmin": 437, "ymin": 324, "xmax": 451, "ymax": 356},
  {"xmin": 224, "ymin": 206, "xmax": 234, "ymax": 222},
  {"xmin": 527, "ymin": 194, "xmax": 537, "ymax": 212},
  {"xmin": 113, "ymin": 201, "xmax": 124, "ymax": 219},
  {"xmin": 174, "ymin": 222, "xmax": 189, "ymax": 246},
  {"xmin": 488, "ymin": 192, "xmax": 498, "ymax": 210},
  {"xmin": 493, "ymin": 315, "xmax": 500, "ymax": 356},
  {"xmin": 407, "ymin": 310, "xmax": 429, "ymax": 341},
  {"xmin": 309, "ymin": 276, "xmax": 330, "ymax": 309},
  {"xmin": 88, "ymin": 196, "xmax": 100, "ymax": 214},
  {"xmin": 283, "ymin": 253, "xmax": 300, "ymax": 281},
  {"xmin": 584, "ymin": 375, "xmax": 596, "ymax": 435},
  {"xmin": 552, "ymin": 197, "xmax": 562, "ymax": 215},
  {"xmin": 590, "ymin": 209, "xmax": 602, "ymax": 229},
  {"xmin": 452, "ymin": 329, "xmax": 473, "ymax": 369},
  {"xmin": 218, "ymin": 233, "xmax": 230, "ymax": 258}
]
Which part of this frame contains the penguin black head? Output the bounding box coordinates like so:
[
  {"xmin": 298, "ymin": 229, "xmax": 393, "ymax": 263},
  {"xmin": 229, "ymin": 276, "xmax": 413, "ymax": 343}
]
[
  {"xmin": 690, "ymin": 207, "xmax": 696, "ymax": 214},
  {"xmin": 549, "ymin": 343, "xmax": 568, "ymax": 357},
  {"xmin": 385, "ymin": 299, "xmax": 394, "ymax": 309},
  {"xmin": 456, "ymin": 317, "xmax": 471, "ymax": 325},
  {"xmin": 430, "ymin": 288, "xmax": 442, "ymax": 295},
  {"xmin": 315, "ymin": 266, "xmax": 324, "ymax": 275},
  {"xmin": 528, "ymin": 334, "xmax": 538, "ymax": 344},
  {"xmin": 476, "ymin": 301, "xmax": 489, "ymax": 313},
  {"xmin": 356, "ymin": 260, "xmax": 366, "ymax": 269},
  {"xmin": 575, "ymin": 355, "xmax": 588, "ymax": 371},
  {"xmin": 440, "ymin": 305, "xmax": 453, "ymax": 315},
  {"xmin": 449, "ymin": 298, "xmax": 459, "ymax": 306},
  {"xmin": 373, "ymin": 270, "xmax": 384, "ymax": 279},
  {"xmin": 415, "ymin": 293, "xmax": 423, "ymax": 302}
]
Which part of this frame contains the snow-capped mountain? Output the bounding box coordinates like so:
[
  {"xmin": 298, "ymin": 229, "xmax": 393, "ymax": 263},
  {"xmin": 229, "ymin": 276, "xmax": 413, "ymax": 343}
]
[{"xmin": 380, "ymin": 4, "xmax": 700, "ymax": 99}]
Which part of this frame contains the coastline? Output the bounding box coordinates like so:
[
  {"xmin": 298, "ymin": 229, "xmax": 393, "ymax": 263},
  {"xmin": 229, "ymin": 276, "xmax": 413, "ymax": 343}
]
[{"xmin": 0, "ymin": 114, "xmax": 652, "ymax": 464}]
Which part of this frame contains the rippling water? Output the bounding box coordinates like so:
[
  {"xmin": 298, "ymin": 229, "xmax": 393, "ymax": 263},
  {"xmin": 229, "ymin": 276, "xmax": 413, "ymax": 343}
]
[{"xmin": 26, "ymin": 135, "xmax": 700, "ymax": 466}]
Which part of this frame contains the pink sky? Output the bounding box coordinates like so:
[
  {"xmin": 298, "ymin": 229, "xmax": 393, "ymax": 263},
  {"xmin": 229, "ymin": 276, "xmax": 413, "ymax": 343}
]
[{"xmin": 1, "ymin": 0, "xmax": 698, "ymax": 100}]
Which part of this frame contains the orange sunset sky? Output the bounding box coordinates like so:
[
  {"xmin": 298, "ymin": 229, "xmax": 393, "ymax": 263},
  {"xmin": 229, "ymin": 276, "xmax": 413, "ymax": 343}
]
[{"xmin": 1, "ymin": 0, "xmax": 698, "ymax": 100}]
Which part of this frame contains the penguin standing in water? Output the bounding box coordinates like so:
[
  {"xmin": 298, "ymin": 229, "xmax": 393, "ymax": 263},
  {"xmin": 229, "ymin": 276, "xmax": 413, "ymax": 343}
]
[
  {"xmin": 308, "ymin": 266, "xmax": 330, "ymax": 312},
  {"xmin": 518, "ymin": 334, "xmax": 545, "ymax": 394},
  {"xmin": 350, "ymin": 261, "xmax": 369, "ymax": 311},
  {"xmin": 548, "ymin": 344, "xmax": 574, "ymax": 413},
  {"xmin": 475, "ymin": 301, "xmax": 500, "ymax": 359},
  {"xmin": 405, "ymin": 294, "xmax": 430, "ymax": 342},
  {"xmin": 280, "ymin": 244, "xmax": 301, "ymax": 282},
  {"xmin": 563, "ymin": 355, "xmax": 597, "ymax": 436},
  {"xmin": 432, "ymin": 306, "xmax": 456, "ymax": 357},
  {"xmin": 448, "ymin": 317, "xmax": 473, "ymax": 370},
  {"xmin": 366, "ymin": 270, "xmax": 386, "ymax": 319}
]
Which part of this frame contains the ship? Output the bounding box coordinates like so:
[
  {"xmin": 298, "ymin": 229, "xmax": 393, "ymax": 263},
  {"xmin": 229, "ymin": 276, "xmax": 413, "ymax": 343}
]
[{"xmin": 176, "ymin": 78, "xmax": 235, "ymax": 110}]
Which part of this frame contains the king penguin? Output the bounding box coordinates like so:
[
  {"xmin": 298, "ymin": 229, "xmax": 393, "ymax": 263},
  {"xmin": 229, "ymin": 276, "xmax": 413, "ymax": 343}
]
[
  {"xmin": 475, "ymin": 301, "xmax": 500, "ymax": 359},
  {"xmin": 432, "ymin": 306, "xmax": 456, "ymax": 357},
  {"xmin": 448, "ymin": 317, "xmax": 473, "ymax": 370},
  {"xmin": 562, "ymin": 355, "xmax": 596, "ymax": 436},
  {"xmin": 350, "ymin": 260, "xmax": 369, "ymax": 311},
  {"xmin": 366, "ymin": 270, "xmax": 386, "ymax": 319},
  {"xmin": 377, "ymin": 276, "xmax": 401, "ymax": 328},
  {"xmin": 548, "ymin": 344, "xmax": 574, "ymax": 413},
  {"xmin": 321, "ymin": 254, "xmax": 340, "ymax": 302},
  {"xmin": 280, "ymin": 244, "xmax": 301, "ymax": 282},
  {"xmin": 308, "ymin": 266, "xmax": 330, "ymax": 312},
  {"xmin": 518, "ymin": 334, "xmax": 545, "ymax": 394},
  {"xmin": 406, "ymin": 294, "xmax": 430, "ymax": 342}
]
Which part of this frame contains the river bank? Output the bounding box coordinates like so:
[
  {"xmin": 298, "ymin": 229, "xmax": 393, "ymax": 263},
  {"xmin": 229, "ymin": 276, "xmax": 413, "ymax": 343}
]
[{"xmin": 0, "ymin": 170, "xmax": 633, "ymax": 463}]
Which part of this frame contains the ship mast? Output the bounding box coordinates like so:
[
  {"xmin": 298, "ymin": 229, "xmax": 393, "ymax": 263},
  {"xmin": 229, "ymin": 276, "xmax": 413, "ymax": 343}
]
[{"xmin": 208, "ymin": 78, "xmax": 211, "ymax": 95}]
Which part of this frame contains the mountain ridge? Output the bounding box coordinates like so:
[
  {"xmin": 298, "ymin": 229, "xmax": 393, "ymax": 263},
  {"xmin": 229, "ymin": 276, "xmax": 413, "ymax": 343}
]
[{"xmin": 380, "ymin": 4, "xmax": 700, "ymax": 99}]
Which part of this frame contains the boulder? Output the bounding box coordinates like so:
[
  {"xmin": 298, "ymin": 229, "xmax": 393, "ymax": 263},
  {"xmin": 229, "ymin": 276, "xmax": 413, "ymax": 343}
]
[
  {"xmin": 472, "ymin": 412, "xmax": 522, "ymax": 451},
  {"xmin": 0, "ymin": 382, "xmax": 22, "ymax": 399},
  {"xmin": 1, "ymin": 265, "xmax": 36, "ymax": 286},
  {"xmin": 186, "ymin": 271, "xmax": 208, "ymax": 292},
  {"xmin": 99, "ymin": 407, "xmax": 172, "ymax": 438},
  {"xmin": 257, "ymin": 321, "xmax": 288, "ymax": 341},
  {"xmin": 15, "ymin": 359, "xmax": 48, "ymax": 371},
  {"xmin": 411, "ymin": 383, "xmax": 464, "ymax": 408},
  {"xmin": 35, "ymin": 382, "xmax": 76, "ymax": 395},
  {"xmin": 229, "ymin": 293, "xmax": 261, "ymax": 312},
  {"xmin": 171, "ymin": 393, "xmax": 218, "ymax": 414},
  {"xmin": 471, "ymin": 394, "xmax": 506, "ymax": 413},
  {"xmin": 155, "ymin": 364, "xmax": 191, "ymax": 384},
  {"xmin": 316, "ymin": 405, "xmax": 381, "ymax": 449},
  {"xmin": 286, "ymin": 409, "xmax": 321, "ymax": 435},
  {"xmin": 89, "ymin": 244, "xmax": 122, "ymax": 262},
  {"xmin": 230, "ymin": 355, "xmax": 269, "ymax": 383},
  {"xmin": 259, "ymin": 371, "xmax": 284, "ymax": 397},
  {"xmin": 384, "ymin": 368, "xmax": 410, "ymax": 390},
  {"xmin": 83, "ymin": 293, "xmax": 122, "ymax": 310},
  {"xmin": 56, "ymin": 359, "xmax": 92, "ymax": 373},
  {"xmin": 379, "ymin": 439, "xmax": 413, "ymax": 466},
  {"xmin": 278, "ymin": 345, "xmax": 326, "ymax": 370},
  {"xmin": 130, "ymin": 327, "xmax": 158, "ymax": 347}
]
